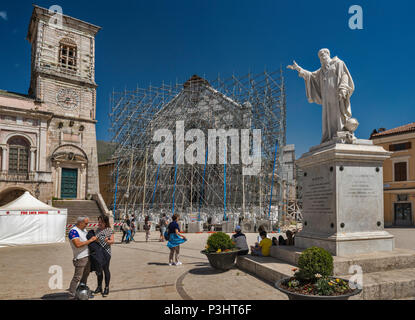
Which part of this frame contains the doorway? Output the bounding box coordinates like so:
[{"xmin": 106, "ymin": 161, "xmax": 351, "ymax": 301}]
[
  {"xmin": 394, "ymin": 203, "xmax": 412, "ymax": 226},
  {"xmin": 61, "ymin": 168, "xmax": 78, "ymax": 199}
]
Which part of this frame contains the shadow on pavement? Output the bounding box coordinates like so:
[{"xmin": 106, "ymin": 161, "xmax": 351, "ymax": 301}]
[
  {"xmin": 188, "ymin": 266, "xmax": 228, "ymax": 275},
  {"xmin": 192, "ymin": 262, "xmax": 210, "ymax": 267},
  {"xmin": 41, "ymin": 292, "xmax": 72, "ymax": 300},
  {"xmin": 117, "ymin": 240, "xmax": 161, "ymax": 244},
  {"xmin": 148, "ymin": 262, "xmax": 170, "ymax": 266}
]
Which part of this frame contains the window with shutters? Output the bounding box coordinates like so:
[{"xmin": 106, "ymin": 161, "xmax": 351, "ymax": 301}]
[
  {"xmin": 59, "ymin": 39, "xmax": 77, "ymax": 73},
  {"xmin": 389, "ymin": 142, "xmax": 411, "ymax": 152},
  {"xmin": 7, "ymin": 136, "xmax": 29, "ymax": 174},
  {"xmin": 394, "ymin": 162, "xmax": 407, "ymax": 182}
]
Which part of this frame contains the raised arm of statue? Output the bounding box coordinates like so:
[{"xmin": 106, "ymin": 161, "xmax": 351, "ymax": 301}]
[{"xmin": 287, "ymin": 60, "xmax": 309, "ymax": 79}]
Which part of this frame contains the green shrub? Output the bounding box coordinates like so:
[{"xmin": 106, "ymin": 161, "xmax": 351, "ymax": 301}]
[
  {"xmin": 206, "ymin": 232, "xmax": 235, "ymax": 252},
  {"xmin": 296, "ymin": 247, "xmax": 333, "ymax": 280}
]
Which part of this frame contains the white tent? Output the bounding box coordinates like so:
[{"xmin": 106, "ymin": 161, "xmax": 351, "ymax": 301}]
[{"xmin": 0, "ymin": 192, "xmax": 67, "ymax": 246}]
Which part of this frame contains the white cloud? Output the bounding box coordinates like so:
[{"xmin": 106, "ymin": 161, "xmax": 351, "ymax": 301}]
[{"xmin": 0, "ymin": 11, "xmax": 7, "ymax": 21}]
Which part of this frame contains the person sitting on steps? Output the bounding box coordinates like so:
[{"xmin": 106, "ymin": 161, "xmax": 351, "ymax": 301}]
[{"xmin": 250, "ymin": 231, "xmax": 272, "ymax": 257}]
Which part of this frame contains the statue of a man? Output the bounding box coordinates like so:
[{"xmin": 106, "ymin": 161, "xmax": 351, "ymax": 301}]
[{"xmin": 288, "ymin": 49, "xmax": 358, "ymax": 144}]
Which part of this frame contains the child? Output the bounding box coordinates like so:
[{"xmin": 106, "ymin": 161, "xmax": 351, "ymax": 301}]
[{"xmin": 250, "ymin": 231, "xmax": 272, "ymax": 257}]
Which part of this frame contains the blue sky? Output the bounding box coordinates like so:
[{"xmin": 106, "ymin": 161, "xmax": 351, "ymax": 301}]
[{"xmin": 0, "ymin": 0, "xmax": 414, "ymax": 157}]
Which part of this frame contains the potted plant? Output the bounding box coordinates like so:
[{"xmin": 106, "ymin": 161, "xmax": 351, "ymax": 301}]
[
  {"xmin": 201, "ymin": 232, "xmax": 240, "ymax": 271},
  {"xmin": 275, "ymin": 246, "xmax": 362, "ymax": 300}
]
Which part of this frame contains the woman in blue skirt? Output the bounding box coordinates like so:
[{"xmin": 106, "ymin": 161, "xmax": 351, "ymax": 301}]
[{"xmin": 167, "ymin": 214, "xmax": 187, "ymax": 266}]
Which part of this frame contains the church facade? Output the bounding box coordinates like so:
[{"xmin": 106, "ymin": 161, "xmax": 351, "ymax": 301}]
[{"xmin": 0, "ymin": 6, "xmax": 101, "ymax": 206}]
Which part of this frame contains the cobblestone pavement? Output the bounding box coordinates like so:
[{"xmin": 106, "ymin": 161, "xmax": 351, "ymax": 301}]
[{"xmin": 0, "ymin": 232, "xmax": 287, "ymax": 300}]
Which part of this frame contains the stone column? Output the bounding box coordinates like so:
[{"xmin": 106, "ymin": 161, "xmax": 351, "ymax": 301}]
[
  {"xmin": 80, "ymin": 164, "xmax": 86, "ymax": 199},
  {"xmin": 55, "ymin": 163, "xmax": 61, "ymax": 198},
  {"xmin": 30, "ymin": 148, "xmax": 37, "ymax": 172},
  {"xmin": 1, "ymin": 146, "xmax": 7, "ymax": 172},
  {"xmin": 38, "ymin": 121, "xmax": 47, "ymax": 171}
]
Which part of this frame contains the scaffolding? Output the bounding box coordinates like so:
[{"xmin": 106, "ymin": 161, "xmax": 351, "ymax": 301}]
[{"xmin": 109, "ymin": 69, "xmax": 287, "ymax": 225}]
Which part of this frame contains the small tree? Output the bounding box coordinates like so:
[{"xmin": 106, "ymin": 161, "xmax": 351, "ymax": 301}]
[
  {"xmin": 296, "ymin": 246, "xmax": 333, "ymax": 281},
  {"xmin": 206, "ymin": 232, "xmax": 235, "ymax": 252}
]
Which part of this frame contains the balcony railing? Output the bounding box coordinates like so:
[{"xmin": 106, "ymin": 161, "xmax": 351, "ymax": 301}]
[{"xmin": 0, "ymin": 171, "xmax": 52, "ymax": 183}]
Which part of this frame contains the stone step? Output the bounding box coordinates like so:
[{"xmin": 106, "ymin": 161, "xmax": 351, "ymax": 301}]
[
  {"xmin": 236, "ymin": 255, "xmax": 294, "ymax": 284},
  {"xmin": 53, "ymin": 200, "xmax": 104, "ymax": 235},
  {"xmin": 236, "ymin": 255, "xmax": 415, "ymax": 300},
  {"xmin": 341, "ymin": 268, "xmax": 415, "ymax": 300},
  {"xmin": 270, "ymin": 246, "xmax": 415, "ymax": 275}
]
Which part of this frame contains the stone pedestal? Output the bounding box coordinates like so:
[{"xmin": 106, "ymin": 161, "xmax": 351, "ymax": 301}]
[
  {"xmin": 178, "ymin": 221, "xmax": 186, "ymax": 232},
  {"xmin": 295, "ymin": 140, "xmax": 395, "ymax": 256},
  {"xmin": 222, "ymin": 221, "xmax": 236, "ymax": 233},
  {"xmin": 256, "ymin": 219, "xmax": 272, "ymax": 232},
  {"xmin": 241, "ymin": 219, "xmax": 255, "ymax": 233},
  {"xmin": 188, "ymin": 221, "xmax": 204, "ymax": 233},
  {"xmin": 138, "ymin": 222, "xmax": 144, "ymax": 232}
]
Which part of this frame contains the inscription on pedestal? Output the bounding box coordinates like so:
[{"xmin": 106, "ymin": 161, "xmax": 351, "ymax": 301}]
[
  {"xmin": 344, "ymin": 174, "xmax": 377, "ymax": 198},
  {"xmin": 304, "ymin": 176, "xmax": 334, "ymax": 215}
]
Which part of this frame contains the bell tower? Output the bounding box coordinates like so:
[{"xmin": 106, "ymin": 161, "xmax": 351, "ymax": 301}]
[
  {"xmin": 27, "ymin": 5, "xmax": 100, "ymax": 118},
  {"xmin": 26, "ymin": 5, "xmax": 102, "ymax": 198}
]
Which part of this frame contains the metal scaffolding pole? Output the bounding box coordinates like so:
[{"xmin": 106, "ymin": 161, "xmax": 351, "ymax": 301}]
[{"xmin": 109, "ymin": 69, "xmax": 287, "ymax": 224}]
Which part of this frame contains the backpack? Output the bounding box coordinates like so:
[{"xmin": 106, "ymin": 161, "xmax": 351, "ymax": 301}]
[
  {"xmin": 164, "ymin": 222, "xmax": 172, "ymax": 240},
  {"xmin": 164, "ymin": 230, "xmax": 170, "ymax": 241}
]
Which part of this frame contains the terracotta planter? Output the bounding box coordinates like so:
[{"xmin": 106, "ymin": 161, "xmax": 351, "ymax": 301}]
[
  {"xmin": 201, "ymin": 250, "xmax": 240, "ymax": 271},
  {"xmin": 275, "ymin": 278, "xmax": 362, "ymax": 300}
]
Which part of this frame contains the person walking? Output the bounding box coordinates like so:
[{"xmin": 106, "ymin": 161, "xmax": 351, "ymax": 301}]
[
  {"xmin": 68, "ymin": 216, "xmax": 97, "ymax": 299},
  {"xmin": 93, "ymin": 216, "xmax": 114, "ymax": 297},
  {"xmin": 159, "ymin": 214, "xmax": 168, "ymax": 242},
  {"xmin": 122, "ymin": 217, "xmax": 131, "ymax": 244},
  {"xmin": 144, "ymin": 216, "xmax": 151, "ymax": 242},
  {"xmin": 120, "ymin": 220, "xmax": 126, "ymax": 243},
  {"xmin": 167, "ymin": 214, "xmax": 187, "ymax": 266},
  {"xmin": 130, "ymin": 214, "xmax": 136, "ymax": 242}
]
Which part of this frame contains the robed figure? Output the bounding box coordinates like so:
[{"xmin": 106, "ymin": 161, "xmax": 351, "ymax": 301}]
[{"xmin": 288, "ymin": 49, "xmax": 356, "ymax": 143}]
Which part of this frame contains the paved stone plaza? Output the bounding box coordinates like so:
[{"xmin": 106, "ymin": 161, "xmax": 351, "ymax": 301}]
[
  {"xmin": 0, "ymin": 229, "xmax": 413, "ymax": 300},
  {"xmin": 0, "ymin": 232, "xmax": 289, "ymax": 300}
]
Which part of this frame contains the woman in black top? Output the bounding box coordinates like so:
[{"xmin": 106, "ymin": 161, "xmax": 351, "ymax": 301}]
[{"xmin": 94, "ymin": 215, "xmax": 114, "ymax": 297}]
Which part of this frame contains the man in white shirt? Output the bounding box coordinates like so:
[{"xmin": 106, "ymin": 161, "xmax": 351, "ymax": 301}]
[{"xmin": 68, "ymin": 216, "xmax": 97, "ymax": 298}]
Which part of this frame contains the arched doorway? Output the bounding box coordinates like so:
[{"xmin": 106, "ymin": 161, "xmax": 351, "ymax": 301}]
[
  {"xmin": 0, "ymin": 188, "xmax": 27, "ymax": 207},
  {"xmin": 51, "ymin": 144, "xmax": 88, "ymax": 199}
]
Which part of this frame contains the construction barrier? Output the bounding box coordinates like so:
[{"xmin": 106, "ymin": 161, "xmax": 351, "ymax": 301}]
[{"xmin": 66, "ymin": 223, "xmax": 123, "ymax": 229}]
